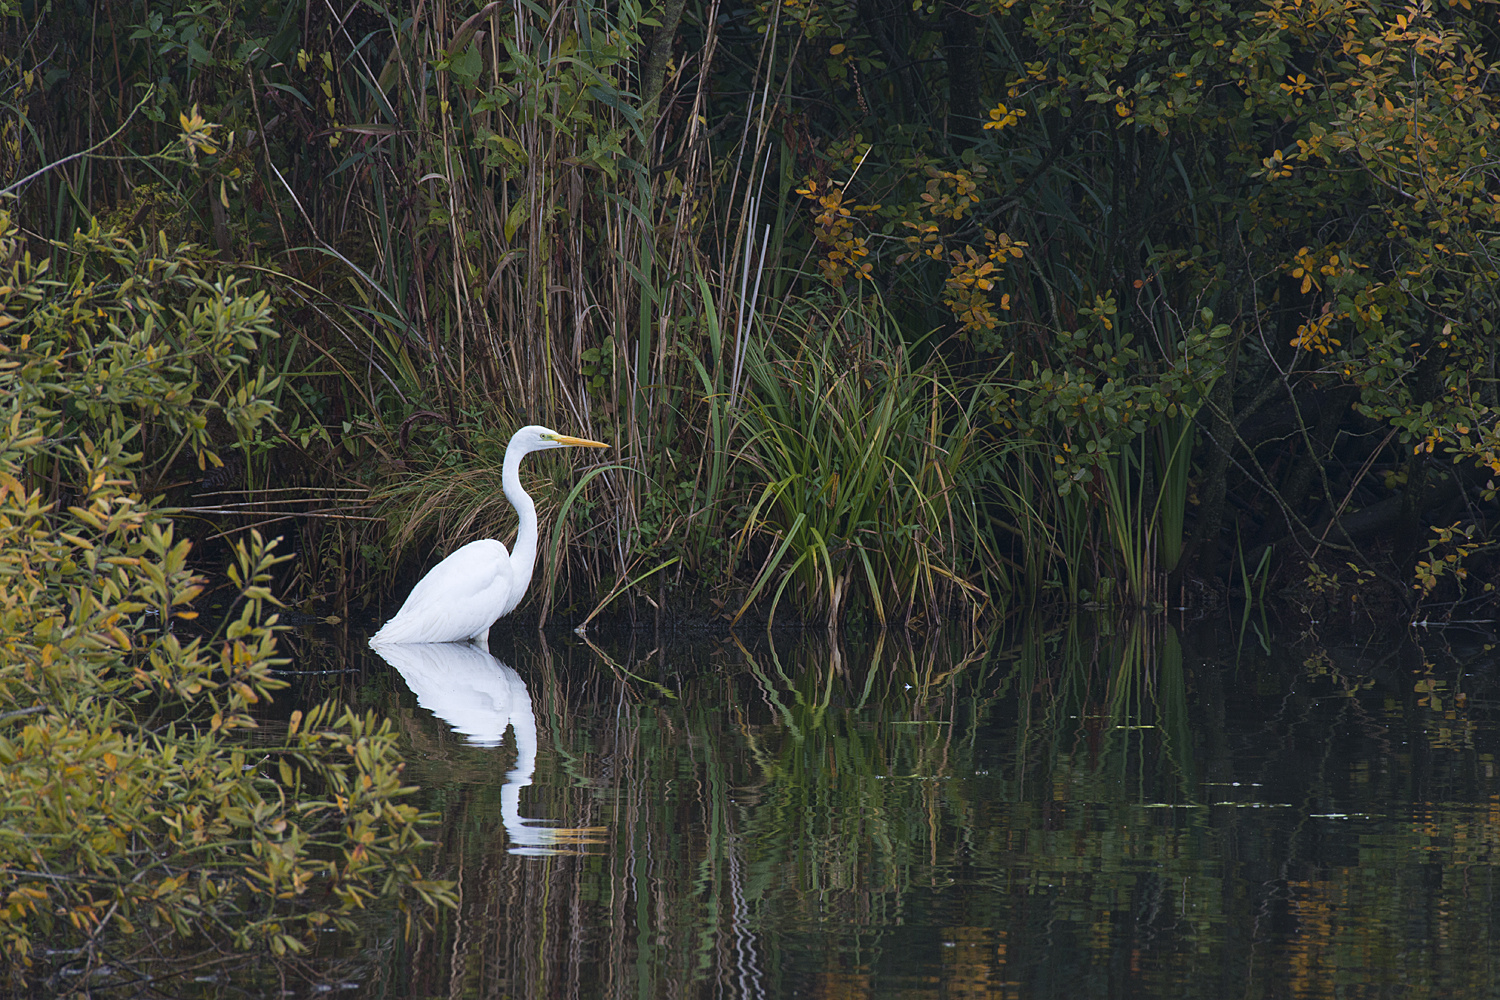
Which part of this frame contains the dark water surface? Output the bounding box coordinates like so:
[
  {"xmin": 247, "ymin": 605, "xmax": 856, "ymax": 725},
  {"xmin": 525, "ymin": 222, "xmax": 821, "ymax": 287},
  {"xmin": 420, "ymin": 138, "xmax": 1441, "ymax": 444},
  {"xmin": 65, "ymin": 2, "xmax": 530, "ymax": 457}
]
[{"xmin": 277, "ymin": 618, "xmax": 1500, "ymax": 999}]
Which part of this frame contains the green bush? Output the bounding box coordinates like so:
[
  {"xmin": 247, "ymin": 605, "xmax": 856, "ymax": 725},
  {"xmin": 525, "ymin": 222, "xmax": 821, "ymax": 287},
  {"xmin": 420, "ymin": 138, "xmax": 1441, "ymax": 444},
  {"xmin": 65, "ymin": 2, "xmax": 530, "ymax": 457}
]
[{"xmin": 0, "ymin": 214, "xmax": 451, "ymax": 989}]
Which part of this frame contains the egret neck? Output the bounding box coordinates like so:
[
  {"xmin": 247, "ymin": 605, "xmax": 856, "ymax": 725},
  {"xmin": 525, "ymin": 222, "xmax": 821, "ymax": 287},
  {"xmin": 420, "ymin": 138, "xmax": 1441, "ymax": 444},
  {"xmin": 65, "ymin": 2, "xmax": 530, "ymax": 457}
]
[{"xmin": 502, "ymin": 431, "xmax": 541, "ymax": 605}]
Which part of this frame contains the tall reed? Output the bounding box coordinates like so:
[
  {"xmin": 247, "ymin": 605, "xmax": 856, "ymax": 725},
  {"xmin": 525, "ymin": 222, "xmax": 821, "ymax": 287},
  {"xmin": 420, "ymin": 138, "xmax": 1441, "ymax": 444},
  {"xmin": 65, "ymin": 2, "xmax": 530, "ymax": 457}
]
[
  {"xmin": 275, "ymin": 0, "xmax": 730, "ymax": 608},
  {"xmin": 730, "ymin": 300, "xmax": 1007, "ymax": 627}
]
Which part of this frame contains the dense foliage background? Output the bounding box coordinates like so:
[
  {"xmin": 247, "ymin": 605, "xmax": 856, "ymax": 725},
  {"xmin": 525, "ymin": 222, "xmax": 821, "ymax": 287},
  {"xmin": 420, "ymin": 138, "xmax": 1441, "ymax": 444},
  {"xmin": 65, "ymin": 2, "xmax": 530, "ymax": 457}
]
[
  {"xmin": 4, "ymin": 0, "xmax": 1500, "ymax": 986},
  {"xmin": 5, "ymin": 0, "xmax": 1498, "ymax": 623}
]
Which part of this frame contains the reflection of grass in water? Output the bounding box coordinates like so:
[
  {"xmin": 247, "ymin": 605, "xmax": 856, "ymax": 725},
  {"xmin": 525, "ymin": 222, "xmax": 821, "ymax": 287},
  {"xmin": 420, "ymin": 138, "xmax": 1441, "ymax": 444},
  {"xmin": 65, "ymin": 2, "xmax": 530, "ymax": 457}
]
[
  {"xmin": 395, "ymin": 625, "xmax": 1205, "ymax": 993},
  {"xmin": 712, "ymin": 622, "xmax": 1200, "ymax": 988},
  {"xmin": 317, "ymin": 622, "xmax": 1500, "ymax": 998},
  {"xmin": 1005, "ymin": 616, "xmax": 1196, "ymax": 803},
  {"xmin": 726, "ymin": 632, "xmax": 999, "ymax": 926}
]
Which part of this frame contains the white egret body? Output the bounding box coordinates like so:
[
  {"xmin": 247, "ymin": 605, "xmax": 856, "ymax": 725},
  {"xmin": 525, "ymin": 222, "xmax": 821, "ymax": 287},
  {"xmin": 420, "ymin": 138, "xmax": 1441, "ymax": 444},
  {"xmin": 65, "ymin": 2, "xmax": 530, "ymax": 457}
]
[{"xmin": 370, "ymin": 425, "xmax": 608, "ymax": 644}]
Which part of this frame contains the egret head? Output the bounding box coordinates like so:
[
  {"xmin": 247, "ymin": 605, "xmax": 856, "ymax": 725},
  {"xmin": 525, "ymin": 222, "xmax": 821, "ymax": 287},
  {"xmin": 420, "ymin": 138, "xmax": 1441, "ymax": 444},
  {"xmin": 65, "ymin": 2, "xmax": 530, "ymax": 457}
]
[{"xmin": 511, "ymin": 425, "xmax": 611, "ymax": 455}]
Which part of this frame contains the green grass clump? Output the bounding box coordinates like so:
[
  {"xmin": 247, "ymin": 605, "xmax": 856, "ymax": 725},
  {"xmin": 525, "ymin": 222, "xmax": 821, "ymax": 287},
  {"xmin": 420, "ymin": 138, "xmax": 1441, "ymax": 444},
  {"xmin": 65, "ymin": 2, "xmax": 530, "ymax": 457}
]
[{"xmin": 732, "ymin": 303, "xmax": 1006, "ymax": 627}]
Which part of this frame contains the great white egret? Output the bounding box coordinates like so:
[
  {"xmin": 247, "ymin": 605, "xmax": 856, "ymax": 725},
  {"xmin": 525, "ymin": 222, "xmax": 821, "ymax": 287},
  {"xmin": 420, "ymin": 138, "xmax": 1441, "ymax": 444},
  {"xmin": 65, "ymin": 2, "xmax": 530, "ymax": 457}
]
[{"xmin": 370, "ymin": 425, "xmax": 609, "ymax": 644}]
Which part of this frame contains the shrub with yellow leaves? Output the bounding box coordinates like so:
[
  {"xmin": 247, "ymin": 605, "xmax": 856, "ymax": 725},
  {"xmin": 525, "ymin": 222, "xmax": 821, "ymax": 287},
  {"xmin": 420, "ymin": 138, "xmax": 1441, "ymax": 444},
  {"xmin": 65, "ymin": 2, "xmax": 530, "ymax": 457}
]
[
  {"xmin": 0, "ymin": 213, "xmax": 453, "ymax": 992},
  {"xmin": 897, "ymin": 165, "xmax": 1028, "ymax": 336},
  {"xmin": 1290, "ymin": 304, "xmax": 1342, "ymax": 356},
  {"xmin": 796, "ymin": 179, "xmax": 879, "ymax": 285}
]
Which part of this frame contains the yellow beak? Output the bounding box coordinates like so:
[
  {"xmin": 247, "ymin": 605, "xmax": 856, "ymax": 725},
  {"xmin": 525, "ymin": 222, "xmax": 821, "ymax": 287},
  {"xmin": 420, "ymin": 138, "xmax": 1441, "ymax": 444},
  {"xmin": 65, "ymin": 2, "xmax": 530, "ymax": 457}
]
[{"xmin": 554, "ymin": 434, "xmax": 610, "ymax": 449}]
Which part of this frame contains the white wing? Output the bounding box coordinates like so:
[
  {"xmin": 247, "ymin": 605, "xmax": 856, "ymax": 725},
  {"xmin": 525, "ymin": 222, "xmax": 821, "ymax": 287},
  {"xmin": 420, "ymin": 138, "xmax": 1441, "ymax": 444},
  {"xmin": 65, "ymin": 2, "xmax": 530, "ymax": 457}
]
[{"xmin": 370, "ymin": 538, "xmax": 515, "ymax": 643}]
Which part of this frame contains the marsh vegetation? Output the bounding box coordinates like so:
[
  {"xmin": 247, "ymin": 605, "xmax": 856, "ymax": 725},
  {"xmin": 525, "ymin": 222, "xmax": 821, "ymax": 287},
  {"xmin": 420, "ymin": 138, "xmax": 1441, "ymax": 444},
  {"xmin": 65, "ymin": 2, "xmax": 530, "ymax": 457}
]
[{"xmin": 4, "ymin": 0, "xmax": 1500, "ymax": 989}]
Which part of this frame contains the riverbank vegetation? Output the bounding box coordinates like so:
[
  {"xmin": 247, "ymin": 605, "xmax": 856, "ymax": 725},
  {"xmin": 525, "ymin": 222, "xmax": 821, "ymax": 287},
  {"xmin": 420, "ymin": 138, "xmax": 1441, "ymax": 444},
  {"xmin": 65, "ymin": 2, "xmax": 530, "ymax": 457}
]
[{"xmin": 8, "ymin": 0, "xmax": 1498, "ymax": 627}]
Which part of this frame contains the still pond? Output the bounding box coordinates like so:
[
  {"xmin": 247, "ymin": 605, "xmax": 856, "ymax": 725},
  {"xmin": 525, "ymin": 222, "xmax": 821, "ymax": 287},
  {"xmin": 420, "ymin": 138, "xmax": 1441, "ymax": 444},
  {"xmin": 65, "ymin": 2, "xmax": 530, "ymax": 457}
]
[{"xmin": 267, "ymin": 617, "xmax": 1500, "ymax": 999}]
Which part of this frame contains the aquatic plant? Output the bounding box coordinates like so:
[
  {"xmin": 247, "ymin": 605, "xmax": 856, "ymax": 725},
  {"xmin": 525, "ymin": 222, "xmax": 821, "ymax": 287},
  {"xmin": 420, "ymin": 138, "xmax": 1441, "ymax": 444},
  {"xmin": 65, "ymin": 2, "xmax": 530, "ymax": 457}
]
[{"xmin": 732, "ymin": 302, "xmax": 1004, "ymax": 627}]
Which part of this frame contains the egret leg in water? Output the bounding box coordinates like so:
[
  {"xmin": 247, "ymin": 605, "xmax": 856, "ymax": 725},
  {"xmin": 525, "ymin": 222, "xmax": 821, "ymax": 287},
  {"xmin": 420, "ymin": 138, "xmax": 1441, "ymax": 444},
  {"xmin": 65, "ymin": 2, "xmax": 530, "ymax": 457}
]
[{"xmin": 371, "ymin": 425, "xmax": 608, "ymax": 644}]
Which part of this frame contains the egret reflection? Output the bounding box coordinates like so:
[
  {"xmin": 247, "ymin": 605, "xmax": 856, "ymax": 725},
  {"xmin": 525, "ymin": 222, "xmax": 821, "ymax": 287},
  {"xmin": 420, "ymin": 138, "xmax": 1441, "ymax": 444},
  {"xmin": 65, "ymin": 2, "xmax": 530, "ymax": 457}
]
[{"xmin": 369, "ymin": 637, "xmax": 603, "ymax": 855}]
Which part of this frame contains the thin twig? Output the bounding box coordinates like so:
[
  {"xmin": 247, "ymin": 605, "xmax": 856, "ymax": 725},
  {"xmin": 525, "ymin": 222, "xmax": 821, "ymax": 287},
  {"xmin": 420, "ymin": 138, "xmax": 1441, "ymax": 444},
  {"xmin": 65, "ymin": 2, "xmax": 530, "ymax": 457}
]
[
  {"xmin": 0, "ymin": 86, "xmax": 157, "ymax": 197},
  {"xmin": 0, "ymin": 705, "xmax": 48, "ymax": 725}
]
